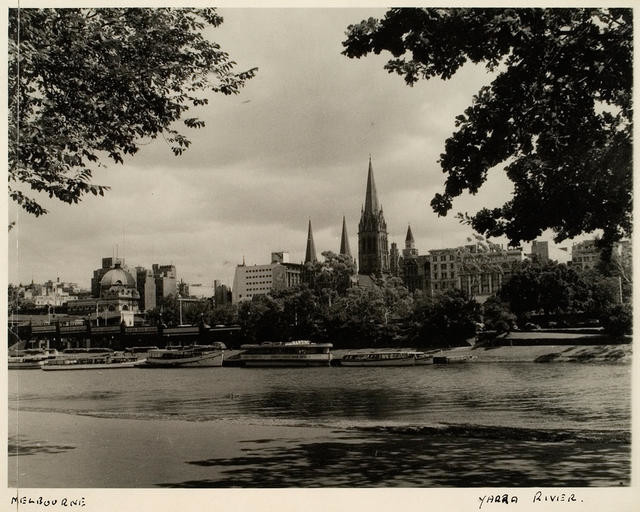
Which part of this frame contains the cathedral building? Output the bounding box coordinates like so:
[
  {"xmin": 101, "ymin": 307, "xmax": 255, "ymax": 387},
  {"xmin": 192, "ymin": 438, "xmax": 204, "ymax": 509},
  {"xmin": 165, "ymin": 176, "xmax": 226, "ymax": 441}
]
[{"xmin": 358, "ymin": 157, "xmax": 389, "ymax": 276}]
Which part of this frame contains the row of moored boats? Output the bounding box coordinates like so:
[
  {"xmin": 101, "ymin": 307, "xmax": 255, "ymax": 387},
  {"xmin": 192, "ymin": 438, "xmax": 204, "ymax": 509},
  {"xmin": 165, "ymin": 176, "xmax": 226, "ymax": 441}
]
[{"xmin": 8, "ymin": 341, "xmax": 473, "ymax": 370}]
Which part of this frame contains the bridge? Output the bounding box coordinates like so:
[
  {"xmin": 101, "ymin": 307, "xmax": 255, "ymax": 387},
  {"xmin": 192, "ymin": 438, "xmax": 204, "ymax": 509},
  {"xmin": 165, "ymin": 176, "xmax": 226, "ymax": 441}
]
[{"xmin": 9, "ymin": 322, "xmax": 242, "ymax": 351}]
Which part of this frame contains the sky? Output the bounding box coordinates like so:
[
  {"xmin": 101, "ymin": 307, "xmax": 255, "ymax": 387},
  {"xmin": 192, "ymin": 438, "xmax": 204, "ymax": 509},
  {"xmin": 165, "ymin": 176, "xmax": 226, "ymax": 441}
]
[{"xmin": 7, "ymin": 7, "xmax": 574, "ymax": 289}]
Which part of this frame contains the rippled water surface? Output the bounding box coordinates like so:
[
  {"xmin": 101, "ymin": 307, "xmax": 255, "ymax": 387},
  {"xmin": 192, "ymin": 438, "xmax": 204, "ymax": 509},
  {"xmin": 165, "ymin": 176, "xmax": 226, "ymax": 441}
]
[
  {"xmin": 9, "ymin": 363, "xmax": 630, "ymax": 430},
  {"xmin": 8, "ymin": 362, "xmax": 631, "ymax": 487}
]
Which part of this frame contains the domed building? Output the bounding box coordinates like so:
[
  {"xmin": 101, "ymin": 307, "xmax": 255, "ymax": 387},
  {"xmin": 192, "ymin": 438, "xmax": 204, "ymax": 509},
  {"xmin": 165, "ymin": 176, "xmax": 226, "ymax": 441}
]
[
  {"xmin": 68, "ymin": 263, "xmax": 140, "ymax": 326},
  {"xmin": 99, "ymin": 264, "xmax": 140, "ymax": 306}
]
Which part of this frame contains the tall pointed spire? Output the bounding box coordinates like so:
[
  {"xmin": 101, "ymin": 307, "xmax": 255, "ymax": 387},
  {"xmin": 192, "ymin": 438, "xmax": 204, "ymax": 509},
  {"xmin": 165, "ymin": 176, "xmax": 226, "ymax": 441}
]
[
  {"xmin": 364, "ymin": 156, "xmax": 380, "ymax": 214},
  {"xmin": 402, "ymin": 223, "xmax": 418, "ymax": 258},
  {"xmin": 405, "ymin": 224, "xmax": 415, "ymax": 245},
  {"xmin": 305, "ymin": 219, "xmax": 317, "ymax": 263},
  {"xmin": 339, "ymin": 216, "xmax": 352, "ymax": 257}
]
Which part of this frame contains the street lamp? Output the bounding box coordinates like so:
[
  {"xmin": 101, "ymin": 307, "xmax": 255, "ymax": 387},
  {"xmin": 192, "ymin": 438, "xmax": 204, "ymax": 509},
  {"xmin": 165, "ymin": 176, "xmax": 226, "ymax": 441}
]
[{"xmin": 95, "ymin": 301, "xmax": 103, "ymax": 326}]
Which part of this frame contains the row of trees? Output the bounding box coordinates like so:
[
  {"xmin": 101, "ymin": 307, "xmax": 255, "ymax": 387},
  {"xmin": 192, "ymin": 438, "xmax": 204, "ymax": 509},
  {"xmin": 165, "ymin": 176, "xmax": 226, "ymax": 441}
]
[
  {"xmin": 148, "ymin": 251, "xmax": 631, "ymax": 347},
  {"xmin": 485, "ymin": 258, "xmax": 631, "ymax": 336},
  {"xmin": 147, "ymin": 252, "xmax": 480, "ymax": 349}
]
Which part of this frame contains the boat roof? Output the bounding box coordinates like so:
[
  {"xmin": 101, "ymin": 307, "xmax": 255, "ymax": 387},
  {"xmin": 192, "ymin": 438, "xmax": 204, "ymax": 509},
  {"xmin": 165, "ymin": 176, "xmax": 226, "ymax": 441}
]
[
  {"xmin": 241, "ymin": 341, "xmax": 333, "ymax": 349},
  {"xmin": 63, "ymin": 347, "xmax": 113, "ymax": 353},
  {"xmin": 154, "ymin": 342, "xmax": 226, "ymax": 351},
  {"xmin": 344, "ymin": 350, "xmax": 424, "ymax": 355}
]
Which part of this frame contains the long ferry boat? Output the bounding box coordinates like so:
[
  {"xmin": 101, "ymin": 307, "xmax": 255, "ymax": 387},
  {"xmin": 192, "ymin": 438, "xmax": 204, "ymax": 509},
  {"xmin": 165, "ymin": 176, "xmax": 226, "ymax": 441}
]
[
  {"xmin": 239, "ymin": 340, "xmax": 333, "ymax": 367},
  {"xmin": 136, "ymin": 343, "xmax": 226, "ymax": 368},
  {"xmin": 41, "ymin": 348, "xmax": 139, "ymax": 371},
  {"xmin": 340, "ymin": 350, "xmax": 433, "ymax": 367},
  {"xmin": 8, "ymin": 348, "xmax": 58, "ymax": 370}
]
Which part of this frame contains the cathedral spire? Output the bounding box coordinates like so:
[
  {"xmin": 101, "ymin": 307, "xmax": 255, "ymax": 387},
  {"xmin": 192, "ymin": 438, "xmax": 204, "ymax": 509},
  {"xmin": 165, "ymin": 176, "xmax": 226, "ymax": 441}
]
[
  {"xmin": 339, "ymin": 216, "xmax": 352, "ymax": 257},
  {"xmin": 358, "ymin": 157, "xmax": 389, "ymax": 275},
  {"xmin": 364, "ymin": 156, "xmax": 380, "ymax": 214},
  {"xmin": 305, "ymin": 219, "xmax": 317, "ymax": 263},
  {"xmin": 405, "ymin": 224, "xmax": 415, "ymax": 246}
]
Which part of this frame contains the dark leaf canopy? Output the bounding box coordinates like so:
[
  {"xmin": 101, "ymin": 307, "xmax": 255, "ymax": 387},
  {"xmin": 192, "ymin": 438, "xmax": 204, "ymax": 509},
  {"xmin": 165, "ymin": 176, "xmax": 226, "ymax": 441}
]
[
  {"xmin": 9, "ymin": 8, "xmax": 257, "ymax": 216},
  {"xmin": 343, "ymin": 8, "xmax": 632, "ymax": 251}
]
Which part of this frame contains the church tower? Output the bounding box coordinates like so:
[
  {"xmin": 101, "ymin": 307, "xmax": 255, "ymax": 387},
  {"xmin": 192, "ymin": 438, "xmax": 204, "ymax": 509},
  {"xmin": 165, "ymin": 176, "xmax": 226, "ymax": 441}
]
[
  {"xmin": 403, "ymin": 224, "xmax": 419, "ymax": 258},
  {"xmin": 339, "ymin": 216, "xmax": 352, "ymax": 259},
  {"xmin": 358, "ymin": 157, "xmax": 389, "ymax": 275},
  {"xmin": 304, "ymin": 219, "xmax": 317, "ymax": 264}
]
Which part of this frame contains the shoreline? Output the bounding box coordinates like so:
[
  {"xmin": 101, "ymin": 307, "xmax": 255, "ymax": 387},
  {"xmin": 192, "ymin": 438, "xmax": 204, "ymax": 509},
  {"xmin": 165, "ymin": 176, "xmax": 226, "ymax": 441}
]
[
  {"xmin": 330, "ymin": 343, "xmax": 631, "ymax": 364},
  {"xmin": 220, "ymin": 342, "xmax": 631, "ymax": 366}
]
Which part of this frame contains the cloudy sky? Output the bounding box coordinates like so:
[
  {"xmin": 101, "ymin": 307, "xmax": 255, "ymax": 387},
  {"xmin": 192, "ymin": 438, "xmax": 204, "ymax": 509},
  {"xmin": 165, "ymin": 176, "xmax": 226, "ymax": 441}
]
[{"xmin": 8, "ymin": 7, "xmax": 572, "ymax": 289}]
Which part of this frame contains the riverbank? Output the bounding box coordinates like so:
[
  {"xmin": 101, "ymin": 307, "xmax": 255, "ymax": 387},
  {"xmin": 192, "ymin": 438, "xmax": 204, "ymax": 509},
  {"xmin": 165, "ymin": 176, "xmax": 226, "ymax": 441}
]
[
  {"xmin": 330, "ymin": 343, "xmax": 631, "ymax": 364},
  {"xmin": 222, "ymin": 341, "xmax": 631, "ymax": 366}
]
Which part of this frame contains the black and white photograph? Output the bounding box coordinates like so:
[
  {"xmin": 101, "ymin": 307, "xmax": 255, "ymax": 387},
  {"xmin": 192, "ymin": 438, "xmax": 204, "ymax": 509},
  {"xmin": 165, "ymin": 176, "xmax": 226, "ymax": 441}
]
[{"xmin": 5, "ymin": 1, "xmax": 635, "ymax": 509}]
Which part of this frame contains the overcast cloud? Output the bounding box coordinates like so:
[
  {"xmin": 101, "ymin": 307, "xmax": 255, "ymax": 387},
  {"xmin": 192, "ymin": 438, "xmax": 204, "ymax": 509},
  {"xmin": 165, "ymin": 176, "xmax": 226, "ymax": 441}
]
[{"xmin": 8, "ymin": 8, "xmax": 570, "ymax": 289}]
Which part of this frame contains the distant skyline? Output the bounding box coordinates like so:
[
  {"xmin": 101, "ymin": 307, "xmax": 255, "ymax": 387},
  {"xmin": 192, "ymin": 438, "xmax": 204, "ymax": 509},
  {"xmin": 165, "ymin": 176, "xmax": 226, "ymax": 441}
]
[{"xmin": 8, "ymin": 8, "xmax": 577, "ymax": 289}]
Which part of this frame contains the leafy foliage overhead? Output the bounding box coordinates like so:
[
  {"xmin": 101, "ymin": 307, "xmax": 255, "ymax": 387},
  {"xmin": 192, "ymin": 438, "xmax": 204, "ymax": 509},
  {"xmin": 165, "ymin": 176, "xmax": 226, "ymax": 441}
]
[
  {"xmin": 9, "ymin": 8, "xmax": 257, "ymax": 216},
  {"xmin": 343, "ymin": 8, "xmax": 632, "ymax": 251}
]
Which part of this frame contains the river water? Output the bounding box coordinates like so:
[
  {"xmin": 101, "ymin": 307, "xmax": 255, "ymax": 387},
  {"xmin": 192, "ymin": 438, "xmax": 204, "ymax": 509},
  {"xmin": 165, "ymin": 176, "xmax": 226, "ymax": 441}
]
[{"xmin": 8, "ymin": 362, "xmax": 631, "ymax": 487}]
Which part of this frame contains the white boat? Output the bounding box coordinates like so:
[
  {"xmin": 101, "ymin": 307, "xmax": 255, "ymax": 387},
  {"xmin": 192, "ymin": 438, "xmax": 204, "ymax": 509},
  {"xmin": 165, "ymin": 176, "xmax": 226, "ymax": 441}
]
[
  {"xmin": 8, "ymin": 348, "xmax": 58, "ymax": 370},
  {"xmin": 124, "ymin": 345, "xmax": 159, "ymax": 360},
  {"xmin": 240, "ymin": 340, "xmax": 333, "ymax": 367},
  {"xmin": 136, "ymin": 343, "xmax": 226, "ymax": 368},
  {"xmin": 340, "ymin": 350, "xmax": 433, "ymax": 367},
  {"xmin": 432, "ymin": 354, "xmax": 475, "ymax": 364},
  {"xmin": 41, "ymin": 349, "xmax": 139, "ymax": 371}
]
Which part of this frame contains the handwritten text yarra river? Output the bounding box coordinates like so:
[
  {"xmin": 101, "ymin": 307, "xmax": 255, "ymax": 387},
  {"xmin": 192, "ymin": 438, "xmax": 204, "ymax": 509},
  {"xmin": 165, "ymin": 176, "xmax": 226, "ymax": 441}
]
[{"xmin": 478, "ymin": 491, "xmax": 583, "ymax": 509}]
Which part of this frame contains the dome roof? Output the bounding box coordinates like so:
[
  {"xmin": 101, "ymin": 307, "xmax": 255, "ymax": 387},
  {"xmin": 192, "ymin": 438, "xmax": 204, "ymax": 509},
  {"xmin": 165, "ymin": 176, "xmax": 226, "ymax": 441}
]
[{"xmin": 100, "ymin": 267, "xmax": 136, "ymax": 288}]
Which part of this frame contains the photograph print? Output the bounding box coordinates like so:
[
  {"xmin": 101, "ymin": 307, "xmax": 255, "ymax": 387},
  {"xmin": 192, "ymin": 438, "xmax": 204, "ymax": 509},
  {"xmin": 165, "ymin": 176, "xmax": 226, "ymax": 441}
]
[{"xmin": 6, "ymin": 3, "xmax": 633, "ymax": 498}]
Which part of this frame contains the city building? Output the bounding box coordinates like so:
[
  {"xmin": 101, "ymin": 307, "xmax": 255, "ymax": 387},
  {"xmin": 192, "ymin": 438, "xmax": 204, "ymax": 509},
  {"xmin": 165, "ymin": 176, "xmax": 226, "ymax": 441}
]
[
  {"xmin": 232, "ymin": 252, "xmax": 302, "ymax": 304},
  {"xmin": 135, "ymin": 267, "xmax": 156, "ymax": 312},
  {"xmin": 214, "ymin": 281, "xmax": 232, "ymax": 306},
  {"xmin": 570, "ymin": 239, "xmax": 601, "ymax": 270},
  {"xmin": 32, "ymin": 278, "xmax": 77, "ymax": 307},
  {"xmin": 454, "ymin": 242, "xmax": 524, "ymax": 300},
  {"xmin": 531, "ymin": 240, "xmax": 550, "ymax": 262},
  {"xmin": 358, "ymin": 157, "xmax": 389, "ymax": 276},
  {"xmin": 571, "ymin": 237, "xmax": 632, "ymax": 273},
  {"xmin": 91, "ymin": 256, "xmax": 131, "ymax": 298},
  {"xmin": 153, "ymin": 264, "xmax": 177, "ymax": 303},
  {"xmin": 68, "ymin": 263, "xmax": 140, "ymax": 326},
  {"xmin": 396, "ymin": 228, "xmax": 524, "ymax": 301},
  {"xmin": 189, "ymin": 283, "xmax": 216, "ymax": 299}
]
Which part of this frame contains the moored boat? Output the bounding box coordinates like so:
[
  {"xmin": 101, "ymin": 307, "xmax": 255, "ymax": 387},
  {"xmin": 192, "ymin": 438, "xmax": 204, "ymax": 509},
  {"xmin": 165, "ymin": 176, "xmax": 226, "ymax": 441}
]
[
  {"xmin": 239, "ymin": 340, "xmax": 333, "ymax": 367},
  {"xmin": 41, "ymin": 349, "xmax": 139, "ymax": 371},
  {"xmin": 8, "ymin": 348, "xmax": 58, "ymax": 370},
  {"xmin": 340, "ymin": 350, "xmax": 432, "ymax": 367},
  {"xmin": 432, "ymin": 354, "xmax": 475, "ymax": 364},
  {"xmin": 136, "ymin": 343, "xmax": 226, "ymax": 368}
]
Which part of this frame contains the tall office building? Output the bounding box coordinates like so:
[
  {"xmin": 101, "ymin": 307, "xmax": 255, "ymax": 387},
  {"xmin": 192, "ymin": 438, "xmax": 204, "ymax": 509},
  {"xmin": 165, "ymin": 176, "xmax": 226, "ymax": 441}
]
[
  {"xmin": 232, "ymin": 252, "xmax": 302, "ymax": 304},
  {"xmin": 152, "ymin": 264, "xmax": 177, "ymax": 303},
  {"xmin": 135, "ymin": 267, "xmax": 156, "ymax": 312}
]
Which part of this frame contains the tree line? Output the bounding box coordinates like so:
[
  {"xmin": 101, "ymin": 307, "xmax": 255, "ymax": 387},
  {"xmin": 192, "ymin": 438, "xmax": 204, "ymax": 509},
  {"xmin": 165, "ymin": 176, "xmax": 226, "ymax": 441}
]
[{"xmin": 147, "ymin": 251, "xmax": 631, "ymax": 348}]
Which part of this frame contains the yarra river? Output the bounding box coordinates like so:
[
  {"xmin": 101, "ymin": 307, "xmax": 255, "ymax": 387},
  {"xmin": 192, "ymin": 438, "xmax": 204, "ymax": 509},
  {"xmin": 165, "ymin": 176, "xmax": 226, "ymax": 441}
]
[{"xmin": 8, "ymin": 362, "xmax": 630, "ymax": 487}]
